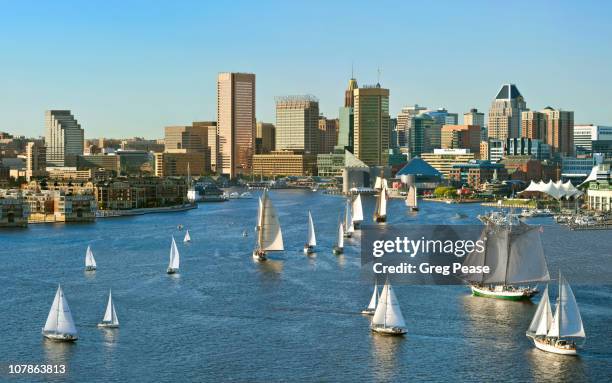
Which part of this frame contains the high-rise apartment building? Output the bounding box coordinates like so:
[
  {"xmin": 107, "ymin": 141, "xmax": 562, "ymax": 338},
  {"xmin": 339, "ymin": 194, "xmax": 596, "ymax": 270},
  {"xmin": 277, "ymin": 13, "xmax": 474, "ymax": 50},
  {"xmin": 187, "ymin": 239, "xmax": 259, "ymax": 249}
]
[
  {"xmin": 318, "ymin": 117, "xmax": 338, "ymax": 154},
  {"xmin": 26, "ymin": 141, "xmax": 47, "ymax": 180},
  {"xmin": 487, "ymin": 84, "xmax": 527, "ymax": 140},
  {"xmin": 353, "ymin": 85, "xmax": 390, "ymax": 166},
  {"xmin": 275, "ymin": 95, "xmax": 319, "ymax": 154},
  {"xmin": 521, "ymin": 110, "xmax": 547, "ymax": 141},
  {"xmin": 45, "ymin": 110, "xmax": 84, "ymax": 167},
  {"xmin": 217, "ymin": 72, "xmax": 256, "ymax": 178},
  {"xmin": 541, "ymin": 107, "xmax": 574, "ymax": 157},
  {"xmin": 441, "ymin": 125, "xmax": 481, "ymax": 156},
  {"xmin": 397, "ymin": 104, "xmax": 427, "ymax": 147},
  {"xmin": 256, "ymin": 122, "xmax": 275, "ymax": 154}
]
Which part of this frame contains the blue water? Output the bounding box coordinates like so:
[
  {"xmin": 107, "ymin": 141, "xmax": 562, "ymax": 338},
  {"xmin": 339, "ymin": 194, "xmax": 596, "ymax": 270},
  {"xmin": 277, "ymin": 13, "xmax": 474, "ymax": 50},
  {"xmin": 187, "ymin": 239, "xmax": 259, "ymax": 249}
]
[{"xmin": 0, "ymin": 190, "xmax": 610, "ymax": 382}]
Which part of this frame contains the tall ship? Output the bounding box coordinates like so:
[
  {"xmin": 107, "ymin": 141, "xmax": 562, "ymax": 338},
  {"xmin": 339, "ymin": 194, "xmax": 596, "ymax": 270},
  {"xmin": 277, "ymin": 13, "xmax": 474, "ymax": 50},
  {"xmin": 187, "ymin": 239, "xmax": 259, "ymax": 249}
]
[
  {"xmin": 253, "ymin": 190, "xmax": 284, "ymax": 261},
  {"xmin": 373, "ymin": 176, "xmax": 388, "ymax": 223},
  {"xmin": 461, "ymin": 217, "xmax": 550, "ymax": 300},
  {"xmin": 526, "ymin": 271, "xmax": 585, "ymax": 355}
]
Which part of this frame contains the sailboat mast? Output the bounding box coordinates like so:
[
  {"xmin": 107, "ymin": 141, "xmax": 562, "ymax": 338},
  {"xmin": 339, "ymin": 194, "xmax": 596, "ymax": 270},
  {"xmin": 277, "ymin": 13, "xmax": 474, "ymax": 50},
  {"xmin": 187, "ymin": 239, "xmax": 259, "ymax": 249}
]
[
  {"xmin": 558, "ymin": 270, "xmax": 562, "ymax": 339},
  {"xmin": 258, "ymin": 193, "xmax": 265, "ymax": 249},
  {"xmin": 503, "ymin": 226, "xmax": 512, "ymax": 285}
]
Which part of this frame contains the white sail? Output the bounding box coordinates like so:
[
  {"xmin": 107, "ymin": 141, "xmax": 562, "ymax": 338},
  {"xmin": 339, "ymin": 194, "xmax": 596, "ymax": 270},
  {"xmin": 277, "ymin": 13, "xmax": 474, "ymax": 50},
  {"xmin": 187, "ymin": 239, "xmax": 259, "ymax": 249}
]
[
  {"xmin": 307, "ymin": 211, "xmax": 316, "ymax": 247},
  {"xmin": 406, "ymin": 185, "xmax": 417, "ymax": 208},
  {"xmin": 184, "ymin": 230, "xmax": 191, "ymax": 243},
  {"xmin": 260, "ymin": 191, "xmax": 284, "ymax": 251},
  {"xmin": 367, "ymin": 282, "xmax": 379, "ymax": 310},
  {"xmin": 379, "ymin": 188, "xmax": 387, "ymax": 217},
  {"xmin": 44, "ymin": 285, "xmax": 78, "ymax": 336},
  {"xmin": 527, "ymin": 286, "xmax": 553, "ymax": 336},
  {"xmin": 374, "ymin": 176, "xmax": 382, "ymax": 190},
  {"xmin": 168, "ymin": 236, "xmax": 180, "ymax": 270},
  {"xmin": 548, "ymin": 273, "xmax": 585, "ymax": 339},
  {"xmin": 257, "ymin": 196, "xmax": 264, "ymax": 228},
  {"xmin": 352, "ymin": 194, "xmax": 363, "ymax": 223},
  {"xmin": 337, "ymin": 223, "xmax": 344, "ymax": 248},
  {"xmin": 103, "ymin": 290, "xmax": 119, "ymax": 326},
  {"xmin": 85, "ymin": 245, "xmax": 96, "ymax": 268},
  {"xmin": 372, "ymin": 281, "xmax": 406, "ymax": 329},
  {"xmin": 345, "ymin": 200, "xmax": 354, "ymax": 233},
  {"xmin": 506, "ymin": 225, "xmax": 550, "ymax": 284}
]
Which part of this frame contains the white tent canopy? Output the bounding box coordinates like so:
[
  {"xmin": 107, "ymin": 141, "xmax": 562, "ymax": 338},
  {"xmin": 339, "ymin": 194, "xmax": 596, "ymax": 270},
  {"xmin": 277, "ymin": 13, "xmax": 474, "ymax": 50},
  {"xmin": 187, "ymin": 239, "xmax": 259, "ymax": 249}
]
[{"xmin": 520, "ymin": 180, "xmax": 583, "ymax": 200}]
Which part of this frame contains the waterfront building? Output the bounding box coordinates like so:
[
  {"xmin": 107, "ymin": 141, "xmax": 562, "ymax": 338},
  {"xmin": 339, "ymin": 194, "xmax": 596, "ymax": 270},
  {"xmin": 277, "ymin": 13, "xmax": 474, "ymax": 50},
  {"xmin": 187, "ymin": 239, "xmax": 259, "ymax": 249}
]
[
  {"xmin": 420, "ymin": 149, "xmax": 475, "ymax": 179},
  {"xmin": 561, "ymin": 154, "xmax": 604, "ymax": 184},
  {"xmin": 541, "ymin": 107, "xmax": 574, "ymax": 157},
  {"xmin": 154, "ymin": 152, "xmax": 208, "ymax": 177},
  {"xmin": 480, "ymin": 138, "xmax": 504, "ymax": 162},
  {"xmin": 20, "ymin": 189, "xmax": 96, "ymax": 223},
  {"xmin": 26, "ymin": 141, "xmax": 47, "ymax": 181},
  {"xmin": 449, "ymin": 160, "xmax": 507, "ymax": 187},
  {"xmin": 395, "ymin": 157, "xmax": 443, "ymax": 191},
  {"xmin": 487, "ymin": 84, "xmax": 527, "ymax": 140},
  {"xmin": 252, "ymin": 150, "xmax": 316, "ymax": 177},
  {"xmin": 505, "ymin": 137, "xmax": 551, "ymax": 160},
  {"xmin": 0, "ymin": 192, "xmax": 29, "ymax": 227},
  {"xmin": 45, "ymin": 110, "xmax": 84, "ymax": 167},
  {"xmin": 206, "ymin": 124, "xmax": 218, "ymax": 172},
  {"xmin": 256, "ymin": 122, "xmax": 275, "ymax": 154},
  {"xmin": 573, "ymin": 124, "xmax": 612, "ymax": 154},
  {"xmin": 94, "ymin": 176, "xmax": 188, "ymax": 210},
  {"xmin": 353, "ymin": 85, "xmax": 390, "ymax": 166},
  {"xmin": 217, "ymin": 72, "xmax": 256, "ymax": 178},
  {"xmin": 592, "ymin": 140, "xmax": 612, "ymax": 159},
  {"xmin": 316, "ymin": 149, "xmax": 368, "ymax": 179},
  {"xmin": 441, "ymin": 125, "xmax": 481, "ymax": 156},
  {"xmin": 583, "ymin": 164, "xmax": 612, "ymax": 211},
  {"xmin": 275, "ymin": 96, "xmax": 319, "ymax": 154},
  {"xmin": 318, "ymin": 117, "xmax": 338, "ymax": 154},
  {"xmin": 397, "ymin": 104, "xmax": 428, "ymax": 147}
]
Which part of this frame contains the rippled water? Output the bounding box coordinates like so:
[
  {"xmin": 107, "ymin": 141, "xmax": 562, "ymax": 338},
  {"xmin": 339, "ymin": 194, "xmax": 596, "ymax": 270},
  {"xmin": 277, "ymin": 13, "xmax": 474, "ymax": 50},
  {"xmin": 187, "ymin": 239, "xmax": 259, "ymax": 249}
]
[{"xmin": 0, "ymin": 190, "xmax": 610, "ymax": 382}]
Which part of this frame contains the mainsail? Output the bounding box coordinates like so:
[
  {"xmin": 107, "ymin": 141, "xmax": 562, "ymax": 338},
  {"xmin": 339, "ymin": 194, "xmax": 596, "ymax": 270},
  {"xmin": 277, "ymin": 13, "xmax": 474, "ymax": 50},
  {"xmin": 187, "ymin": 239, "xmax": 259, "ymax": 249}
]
[
  {"xmin": 184, "ymin": 230, "xmax": 191, "ymax": 243},
  {"xmin": 367, "ymin": 282, "xmax": 379, "ymax": 311},
  {"xmin": 406, "ymin": 185, "xmax": 417, "ymax": 208},
  {"xmin": 527, "ymin": 286, "xmax": 553, "ymax": 336},
  {"xmin": 43, "ymin": 285, "xmax": 78, "ymax": 336},
  {"xmin": 461, "ymin": 222, "xmax": 550, "ymax": 285},
  {"xmin": 258, "ymin": 190, "xmax": 284, "ymax": 251},
  {"xmin": 548, "ymin": 272, "xmax": 585, "ymax": 339},
  {"xmin": 372, "ymin": 281, "xmax": 406, "ymax": 329},
  {"xmin": 345, "ymin": 200, "xmax": 354, "ymax": 234},
  {"xmin": 103, "ymin": 290, "xmax": 119, "ymax": 326},
  {"xmin": 307, "ymin": 211, "xmax": 316, "ymax": 247},
  {"xmin": 85, "ymin": 246, "xmax": 97, "ymax": 268},
  {"xmin": 168, "ymin": 236, "xmax": 180, "ymax": 270},
  {"xmin": 352, "ymin": 194, "xmax": 363, "ymax": 223},
  {"xmin": 337, "ymin": 223, "xmax": 344, "ymax": 248}
]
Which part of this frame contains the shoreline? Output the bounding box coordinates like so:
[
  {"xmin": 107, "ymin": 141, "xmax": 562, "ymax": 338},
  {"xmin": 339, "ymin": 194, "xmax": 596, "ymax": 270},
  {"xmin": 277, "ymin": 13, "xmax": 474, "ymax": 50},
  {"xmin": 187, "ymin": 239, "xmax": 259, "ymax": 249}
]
[{"xmin": 96, "ymin": 203, "xmax": 197, "ymax": 218}]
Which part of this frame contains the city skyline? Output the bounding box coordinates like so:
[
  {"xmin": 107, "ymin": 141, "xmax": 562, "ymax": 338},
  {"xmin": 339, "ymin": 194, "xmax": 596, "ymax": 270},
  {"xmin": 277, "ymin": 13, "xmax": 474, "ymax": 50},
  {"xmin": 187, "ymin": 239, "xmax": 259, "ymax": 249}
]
[{"xmin": 1, "ymin": 1, "xmax": 611, "ymax": 138}]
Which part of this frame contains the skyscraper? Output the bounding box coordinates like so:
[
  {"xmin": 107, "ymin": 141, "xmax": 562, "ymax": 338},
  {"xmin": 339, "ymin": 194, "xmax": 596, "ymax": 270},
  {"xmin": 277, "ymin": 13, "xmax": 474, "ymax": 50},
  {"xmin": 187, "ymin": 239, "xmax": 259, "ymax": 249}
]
[
  {"xmin": 397, "ymin": 104, "xmax": 427, "ymax": 147},
  {"xmin": 441, "ymin": 125, "xmax": 481, "ymax": 156},
  {"xmin": 217, "ymin": 72, "xmax": 256, "ymax": 178},
  {"xmin": 521, "ymin": 110, "xmax": 547, "ymax": 141},
  {"xmin": 45, "ymin": 110, "xmax": 84, "ymax": 167},
  {"xmin": 487, "ymin": 84, "xmax": 527, "ymax": 140},
  {"xmin": 318, "ymin": 117, "xmax": 338, "ymax": 154},
  {"xmin": 541, "ymin": 107, "xmax": 574, "ymax": 157},
  {"xmin": 275, "ymin": 95, "xmax": 319, "ymax": 154},
  {"xmin": 407, "ymin": 113, "xmax": 436, "ymax": 158},
  {"xmin": 353, "ymin": 85, "xmax": 390, "ymax": 166},
  {"xmin": 206, "ymin": 124, "xmax": 218, "ymax": 172},
  {"xmin": 256, "ymin": 122, "xmax": 275, "ymax": 154},
  {"xmin": 163, "ymin": 122, "xmax": 212, "ymax": 174},
  {"xmin": 337, "ymin": 77, "xmax": 358, "ymax": 152},
  {"xmin": 26, "ymin": 140, "xmax": 46, "ymax": 180}
]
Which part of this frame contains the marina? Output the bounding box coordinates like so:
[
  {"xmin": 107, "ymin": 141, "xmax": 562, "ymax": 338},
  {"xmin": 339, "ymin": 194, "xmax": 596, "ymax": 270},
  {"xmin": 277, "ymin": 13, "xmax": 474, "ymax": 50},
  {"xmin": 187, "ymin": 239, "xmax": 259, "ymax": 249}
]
[{"xmin": 0, "ymin": 190, "xmax": 610, "ymax": 381}]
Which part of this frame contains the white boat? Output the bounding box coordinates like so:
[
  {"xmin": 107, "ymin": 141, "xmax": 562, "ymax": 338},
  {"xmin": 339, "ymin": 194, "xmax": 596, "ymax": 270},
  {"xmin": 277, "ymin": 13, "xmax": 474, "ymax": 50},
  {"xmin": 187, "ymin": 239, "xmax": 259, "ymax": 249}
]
[
  {"xmin": 526, "ymin": 271, "xmax": 585, "ymax": 355},
  {"xmin": 240, "ymin": 191, "xmax": 253, "ymax": 199},
  {"xmin": 332, "ymin": 222, "xmax": 344, "ymax": 255},
  {"xmin": 42, "ymin": 285, "xmax": 78, "ymax": 342},
  {"xmin": 183, "ymin": 230, "xmax": 191, "ymax": 243},
  {"xmin": 253, "ymin": 190, "xmax": 284, "ymax": 261},
  {"xmin": 344, "ymin": 199, "xmax": 355, "ymax": 238},
  {"xmin": 303, "ymin": 210, "xmax": 317, "ymax": 254},
  {"xmin": 405, "ymin": 185, "xmax": 418, "ymax": 211},
  {"xmin": 361, "ymin": 282, "xmax": 379, "ymax": 315},
  {"xmin": 462, "ymin": 220, "xmax": 550, "ymax": 300},
  {"xmin": 167, "ymin": 236, "xmax": 180, "ymax": 274},
  {"xmin": 352, "ymin": 194, "xmax": 363, "ymax": 230},
  {"xmin": 97, "ymin": 290, "xmax": 119, "ymax": 328},
  {"xmin": 373, "ymin": 181, "xmax": 388, "ymax": 223},
  {"xmin": 370, "ymin": 280, "xmax": 407, "ymax": 335},
  {"xmin": 229, "ymin": 192, "xmax": 240, "ymax": 199},
  {"xmin": 85, "ymin": 245, "xmax": 97, "ymax": 271}
]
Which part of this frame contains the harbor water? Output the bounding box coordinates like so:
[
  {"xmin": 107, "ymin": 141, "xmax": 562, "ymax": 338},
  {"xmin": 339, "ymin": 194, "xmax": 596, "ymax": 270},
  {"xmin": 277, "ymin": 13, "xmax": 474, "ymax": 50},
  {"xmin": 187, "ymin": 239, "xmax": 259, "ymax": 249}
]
[{"xmin": 1, "ymin": 190, "xmax": 611, "ymax": 382}]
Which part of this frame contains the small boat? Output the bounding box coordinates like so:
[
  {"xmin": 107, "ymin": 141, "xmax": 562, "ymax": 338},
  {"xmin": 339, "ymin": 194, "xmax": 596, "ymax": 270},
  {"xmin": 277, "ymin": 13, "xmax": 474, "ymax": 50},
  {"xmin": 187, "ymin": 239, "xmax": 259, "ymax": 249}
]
[
  {"xmin": 242, "ymin": 229, "xmax": 249, "ymax": 237},
  {"xmin": 405, "ymin": 185, "xmax": 419, "ymax": 211},
  {"xmin": 229, "ymin": 192, "xmax": 240, "ymax": 199},
  {"xmin": 343, "ymin": 199, "xmax": 354, "ymax": 238},
  {"xmin": 370, "ymin": 279, "xmax": 407, "ymax": 335},
  {"xmin": 303, "ymin": 210, "xmax": 317, "ymax": 254},
  {"xmin": 526, "ymin": 271, "xmax": 585, "ymax": 355},
  {"xmin": 240, "ymin": 191, "xmax": 253, "ymax": 199},
  {"xmin": 361, "ymin": 281, "xmax": 379, "ymax": 315},
  {"xmin": 42, "ymin": 285, "xmax": 78, "ymax": 342},
  {"xmin": 85, "ymin": 245, "xmax": 97, "ymax": 271},
  {"xmin": 352, "ymin": 194, "xmax": 363, "ymax": 230},
  {"xmin": 97, "ymin": 290, "xmax": 119, "ymax": 328},
  {"xmin": 167, "ymin": 236, "xmax": 180, "ymax": 274},
  {"xmin": 373, "ymin": 176, "xmax": 388, "ymax": 222},
  {"xmin": 183, "ymin": 230, "xmax": 191, "ymax": 243},
  {"xmin": 332, "ymin": 223, "xmax": 344, "ymax": 255},
  {"xmin": 177, "ymin": 224, "xmax": 184, "ymax": 230},
  {"xmin": 253, "ymin": 190, "xmax": 284, "ymax": 261}
]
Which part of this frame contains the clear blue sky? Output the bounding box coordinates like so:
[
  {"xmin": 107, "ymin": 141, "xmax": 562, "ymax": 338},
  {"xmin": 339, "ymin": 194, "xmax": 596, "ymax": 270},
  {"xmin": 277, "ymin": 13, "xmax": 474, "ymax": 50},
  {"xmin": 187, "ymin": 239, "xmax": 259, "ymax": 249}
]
[{"xmin": 1, "ymin": 0, "xmax": 610, "ymax": 139}]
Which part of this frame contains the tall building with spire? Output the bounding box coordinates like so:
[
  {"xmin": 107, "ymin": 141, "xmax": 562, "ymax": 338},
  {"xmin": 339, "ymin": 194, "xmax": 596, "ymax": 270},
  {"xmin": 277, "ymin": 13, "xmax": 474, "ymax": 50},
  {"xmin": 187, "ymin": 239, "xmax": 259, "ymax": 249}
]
[{"xmin": 487, "ymin": 84, "xmax": 527, "ymax": 140}]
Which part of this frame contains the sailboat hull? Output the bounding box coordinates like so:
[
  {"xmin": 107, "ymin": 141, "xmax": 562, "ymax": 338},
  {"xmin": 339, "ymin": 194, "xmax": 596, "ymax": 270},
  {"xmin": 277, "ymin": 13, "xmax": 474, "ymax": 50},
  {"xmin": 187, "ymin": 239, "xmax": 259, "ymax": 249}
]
[
  {"xmin": 343, "ymin": 232, "xmax": 352, "ymax": 238},
  {"xmin": 332, "ymin": 246, "xmax": 343, "ymax": 255},
  {"xmin": 42, "ymin": 330, "xmax": 78, "ymax": 342},
  {"xmin": 361, "ymin": 308, "xmax": 375, "ymax": 315},
  {"xmin": 97, "ymin": 322, "xmax": 119, "ymax": 328},
  {"xmin": 85, "ymin": 266, "xmax": 96, "ymax": 271},
  {"xmin": 370, "ymin": 325, "xmax": 406, "ymax": 336},
  {"xmin": 353, "ymin": 222, "xmax": 361, "ymax": 230},
  {"xmin": 166, "ymin": 268, "xmax": 178, "ymax": 274},
  {"xmin": 470, "ymin": 285, "xmax": 538, "ymax": 301},
  {"xmin": 374, "ymin": 215, "xmax": 386, "ymax": 223},
  {"xmin": 533, "ymin": 338, "xmax": 578, "ymax": 355},
  {"xmin": 408, "ymin": 207, "xmax": 419, "ymax": 212},
  {"xmin": 303, "ymin": 246, "xmax": 314, "ymax": 255},
  {"xmin": 252, "ymin": 250, "xmax": 267, "ymax": 261}
]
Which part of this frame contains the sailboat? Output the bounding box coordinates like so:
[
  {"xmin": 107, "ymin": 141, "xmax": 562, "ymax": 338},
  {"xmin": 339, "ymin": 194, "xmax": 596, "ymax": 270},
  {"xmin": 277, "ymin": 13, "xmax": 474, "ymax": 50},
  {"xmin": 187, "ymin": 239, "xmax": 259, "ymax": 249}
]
[
  {"xmin": 370, "ymin": 279, "xmax": 407, "ymax": 335},
  {"xmin": 167, "ymin": 236, "xmax": 180, "ymax": 274},
  {"xmin": 253, "ymin": 189, "xmax": 284, "ymax": 261},
  {"xmin": 526, "ymin": 271, "xmax": 585, "ymax": 355},
  {"xmin": 42, "ymin": 285, "xmax": 78, "ymax": 341},
  {"xmin": 304, "ymin": 210, "xmax": 317, "ymax": 254},
  {"xmin": 461, "ymin": 220, "xmax": 549, "ymax": 300},
  {"xmin": 332, "ymin": 222, "xmax": 344, "ymax": 255},
  {"xmin": 85, "ymin": 245, "xmax": 97, "ymax": 271},
  {"xmin": 373, "ymin": 180, "xmax": 388, "ymax": 222},
  {"xmin": 97, "ymin": 289, "xmax": 119, "ymax": 328},
  {"xmin": 183, "ymin": 230, "xmax": 191, "ymax": 243},
  {"xmin": 405, "ymin": 185, "xmax": 418, "ymax": 211},
  {"xmin": 361, "ymin": 281, "xmax": 379, "ymax": 315},
  {"xmin": 344, "ymin": 199, "xmax": 354, "ymax": 238},
  {"xmin": 352, "ymin": 194, "xmax": 363, "ymax": 230}
]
